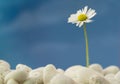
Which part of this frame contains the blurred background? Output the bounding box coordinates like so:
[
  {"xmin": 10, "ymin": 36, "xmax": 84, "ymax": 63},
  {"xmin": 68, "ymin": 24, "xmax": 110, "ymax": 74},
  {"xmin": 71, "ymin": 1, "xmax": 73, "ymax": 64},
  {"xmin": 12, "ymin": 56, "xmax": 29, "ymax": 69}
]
[{"xmin": 0, "ymin": 0, "xmax": 120, "ymax": 69}]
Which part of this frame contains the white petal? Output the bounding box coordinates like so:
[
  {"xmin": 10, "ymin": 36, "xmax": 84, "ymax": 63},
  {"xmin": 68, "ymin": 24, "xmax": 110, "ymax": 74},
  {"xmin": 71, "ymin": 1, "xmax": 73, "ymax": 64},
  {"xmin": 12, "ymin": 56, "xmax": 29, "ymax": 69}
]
[
  {"xmin": 79, "ymin": 22, "xmax": 84, "ymax": 27},
  {"xmin": 85, "ymin": 19, "xmax": 93, "ymax": 23},
  {"xmin": 87, "ymin": 9, "xmax": 94, "ymax": 15},
  {"xmin": 76, "ymin": 10, "xmax": 82, "ymax": 16},
  {"xmin": 86, "ymin": 8, "xmax": 92, "ymax": 15},
  {"xmin": 83, "ymin": 6, "xmax": 88, "ymax": 14},
  {"xmin": 90, "ymin": 10, "xmax": 96, "ymax": 16},
  {"xmin": 77, "ymin": 10, "xmax": 82, "ymax": 14},
  {"xmin": 76, "ymin": 22, "xmax": 80, "ymax": 26},
  {"xmin": 87, "ymin": 9, "xmax": 96, "ymax": 18},
  {"xmin": 68, "ymin": 14, "xmax": 77, "ymax": 23},
  {"xmin": 81, "ymin": 8, "xmax": 84, "ymax": 13},
  {"xmin": 88, "ymin": 12, "xmax": 96, "ymax": 19}
]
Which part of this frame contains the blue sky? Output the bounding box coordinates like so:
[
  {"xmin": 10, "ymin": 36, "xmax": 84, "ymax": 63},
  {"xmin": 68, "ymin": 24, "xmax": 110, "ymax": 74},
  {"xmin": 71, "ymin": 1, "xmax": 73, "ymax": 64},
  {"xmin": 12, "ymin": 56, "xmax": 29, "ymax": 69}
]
[{"xmin": 0, "ymin": 0, "xmax": 120, "ymax": 69}]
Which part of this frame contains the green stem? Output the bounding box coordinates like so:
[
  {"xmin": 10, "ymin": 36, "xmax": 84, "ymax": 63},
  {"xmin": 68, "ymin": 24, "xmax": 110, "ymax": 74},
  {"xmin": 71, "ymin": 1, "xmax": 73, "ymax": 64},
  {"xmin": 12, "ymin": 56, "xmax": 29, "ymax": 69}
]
[{"xmin": 83, "ymin": 23, "xmax": 89, "ymax": 67}]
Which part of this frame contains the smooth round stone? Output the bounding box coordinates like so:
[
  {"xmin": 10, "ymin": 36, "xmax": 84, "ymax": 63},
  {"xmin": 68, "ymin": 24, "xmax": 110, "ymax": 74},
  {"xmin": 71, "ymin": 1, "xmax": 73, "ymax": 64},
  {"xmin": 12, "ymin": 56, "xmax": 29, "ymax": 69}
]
[
  {"xmin": 23, "ymin": 77, "xmax": 36, "ymax": 84},
  {"xmin": 57, "ymin": 68, "xmax": 64, "ymax": 74},
  {"xmin": 89, "ymin": 64, "xmax": 103, "ymax": 74},
  {"xmin": 29, "ymin": 67, "xmax": 44, "ymax": 77},
  {"xmin": 5, "ymin": 70, "xmax": 28, "ymax": 83},
  {"xmin": 105, "ymin": 73, "xmax": 115, "ymax": 79},
  {"xmin": 0, "ymin": 76, "xmax": 4, "ymax": 84},
  {"xmin": 105, "ymin": 76, "xmax": 120, "ymax": 84},
  {"xmin": 16, "ymin": 64, "xmax": 32, "ymax": 73},
  {"xmin": 0, "ymin": 60, "xmax": 10, "ymax": 69},
  {"xmin": 103, "ymin": 66, "xmax": 119, "ymax": 75},
  {"xmin": 50, "ymin": 74, "xmax": 76, "ymax": 84},
  {"xmin": 43, "ymin": 64, "xmax": 58, "ymax": 84},
  {"xmin": 115, "ymin": 71, "xmax": 120, "ymax": 83},
  {"xmin": 7, "ymin": 79, "xmax": 18, "ymax": 84},
  {"xmin": 0, "ymin": 66, "xmax": 10, "ymax": 73},
  {"xmin": 65, "ymin": 66, "xmax": 104, "ymax": 84},
  {"xmin": 89, "ymin": 75, "xmax": 110, "ymax": 84},
  {"xmin": 29, "ymin": 67, "xmax": 44, "ymax": 84}
]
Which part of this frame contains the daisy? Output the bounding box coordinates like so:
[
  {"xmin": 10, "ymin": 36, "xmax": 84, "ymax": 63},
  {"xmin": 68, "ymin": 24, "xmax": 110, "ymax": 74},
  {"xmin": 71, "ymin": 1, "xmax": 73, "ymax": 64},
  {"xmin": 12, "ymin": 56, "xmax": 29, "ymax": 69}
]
[
  {"xmin": 68, "ymin": 6, "xmax": 97, "ymax": 67},
  {"xmin": 68, "ymin": 6, "xmax": 96, "ymax": 27}
]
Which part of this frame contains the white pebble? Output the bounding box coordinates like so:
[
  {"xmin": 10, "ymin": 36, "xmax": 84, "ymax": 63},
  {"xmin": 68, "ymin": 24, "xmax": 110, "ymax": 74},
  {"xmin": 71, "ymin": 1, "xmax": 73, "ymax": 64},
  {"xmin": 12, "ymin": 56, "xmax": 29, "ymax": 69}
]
[
  {"xmin": 23, "ymin": 77, "xmax": 36, "ymax": 84},
  {"xmin": 115, "ymin": 71, "xmax": 120, "ymax": 83},
  {"xmin": 43, "ymin": 64, "xmax": 58, "ymax": 84},
  {"xmin": 57, "ymin": 68, "xmax": 64, "ymax": 74},
  {"xmin": 103, "ymin": 66, "xmax": 119, "ymax": 75},
  {"xmin": 16, "ymin": 64, "xmax": 32, "ymax": 73},
  {"xmin": 89, "ymin": 64, "xmax": 103, "ymax": 74},
  {"xmin": 0, "ymin": 60, "xmax": 10, "ymax": 70},
  {"xmin": 0, "ymin": 75, "xmax": 4, "ymax": 84},
  {"xmin": 65, "ymin": 66, "xmax": 103, "ymax": 84},
  {"xmin": 105, "ymin": 73, "xmax": 115, "ymax": 79},
  {"xmin": 89, "ymin": 75, "xmax": 110, "ymax": 84},
  {"xmin": 7, "ymin": 79, "xmax": 18, "ymax": 84},
  {"xmin": 105, "ymin": 76, "xmax": 119, "ymax": 84},
  {"xmin": 5, "ymin": 70, "xmax": 28, "ymax": 83},
  {"xmin": 29, "ymin": 67, "xmax": 44, "ymax": 84},
  {"xmin": 0, "ymin": 66, "xmax": 10, "ymax": 74},
  {"xmin": 50, "ymin": 74, "xmax": 76, "ymax": 84}
]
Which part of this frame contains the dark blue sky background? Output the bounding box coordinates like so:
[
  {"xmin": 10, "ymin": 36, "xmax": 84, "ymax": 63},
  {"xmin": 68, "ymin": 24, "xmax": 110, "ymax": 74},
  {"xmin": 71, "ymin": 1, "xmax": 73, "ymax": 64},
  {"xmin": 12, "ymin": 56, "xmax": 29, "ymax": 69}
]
[{"xmin": 0, "ymin": 0, "xmax": 120, "ymax": 69}]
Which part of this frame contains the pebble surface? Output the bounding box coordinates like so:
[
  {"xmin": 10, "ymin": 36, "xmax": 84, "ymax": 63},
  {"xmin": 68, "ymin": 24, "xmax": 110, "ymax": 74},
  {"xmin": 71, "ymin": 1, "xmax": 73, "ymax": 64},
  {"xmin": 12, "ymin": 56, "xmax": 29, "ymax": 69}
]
[{"xmin": 0, "ymin": 60, "xmax": 120, "ymax": 84}]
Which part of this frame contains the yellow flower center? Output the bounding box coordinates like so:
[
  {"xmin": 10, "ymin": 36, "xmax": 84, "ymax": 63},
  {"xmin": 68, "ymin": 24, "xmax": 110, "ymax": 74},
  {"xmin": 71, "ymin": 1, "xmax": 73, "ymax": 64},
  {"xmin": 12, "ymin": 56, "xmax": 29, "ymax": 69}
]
[{"xmin": 77, "ymin": 14, "xmax": 87, "ymax": 21}]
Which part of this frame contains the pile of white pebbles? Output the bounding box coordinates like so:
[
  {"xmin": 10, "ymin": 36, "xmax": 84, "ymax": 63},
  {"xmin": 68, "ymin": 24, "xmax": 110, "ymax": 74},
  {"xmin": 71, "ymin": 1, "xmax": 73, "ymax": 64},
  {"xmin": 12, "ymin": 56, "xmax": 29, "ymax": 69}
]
[{"xmin": 0, "ymin": 60, "xmax": 120, "ymax": 84}]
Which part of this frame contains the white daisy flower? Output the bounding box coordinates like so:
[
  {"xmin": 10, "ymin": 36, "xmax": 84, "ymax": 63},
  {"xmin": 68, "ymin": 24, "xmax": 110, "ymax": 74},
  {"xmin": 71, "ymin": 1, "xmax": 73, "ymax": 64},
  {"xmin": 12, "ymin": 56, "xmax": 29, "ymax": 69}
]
[{"xmin": 68, "ymin": 6, "xmax": 96, "ymax": 27}]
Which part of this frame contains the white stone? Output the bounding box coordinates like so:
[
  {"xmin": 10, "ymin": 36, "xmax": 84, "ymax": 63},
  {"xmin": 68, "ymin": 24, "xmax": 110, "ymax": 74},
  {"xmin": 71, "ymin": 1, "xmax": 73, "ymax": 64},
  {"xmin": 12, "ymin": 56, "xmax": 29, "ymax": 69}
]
[
  {"xmin": 105, "ymin": 73, "xmax": 120, "ymax": 84},
  {"xmin": 115, "ymin": 71, "xmax": 120, "ymax": 83},
  {"xmin": 0, "ymin": 60, "xmax": 10, "ymax": 74},
  {"xmin": 0, "ymin": 76, "xmax": 4, "ymax": 84},
  {"xmin": 43, "ymin": 64, "xmax": 58, "ymax": 84},
  {"xmin": 65, "ymin": 65, "xmax": 108, "ymax": 84},
  {"xmin": 89, "ymin": 75, "xmax": 110, "ymax": 84},
  {"xmin": 7, "ymin": 79, "xmax": 19, "ymax": 84},
  {"xmin": 105, "ymin": 76, "xmax": 120, "ymax": 84},
  {"xmin": 16, "ymin": 64, "xmax": 32, "ymax": 73},
  {"xmin": 0, "ymin": 60, "xmax": 10, "ymax": 69},
  {"xmin": 23, "ymin": 77, "xmax": 37, "ymax": 84},
  {"xmin": 5, "ymin": 70, "xmax": 28, "ymax": 83},
  {"xmin": 103, "ymin": 66, "xmax": 119, "ymax": 75},
  {"xmin": 57, "ymin": 68, "xmax": 64, "ymax": 74},
  {"xmin": 29, "ymin": 67, "xmax": 44, "ymax": 84},
  {"xmin": 89, "ymin": 64, "xmax": 103, "ymax": 74},
  {"xmin": 105, "ymin": 73, "xmax": 115, "ymax": 79},
  {"xmin": 50, "ymin": 74, "xmax": 76, "ymax": 84},
  {"xmin": 0, "ymin": 66, "xmax": 10, "ymax": 72}
]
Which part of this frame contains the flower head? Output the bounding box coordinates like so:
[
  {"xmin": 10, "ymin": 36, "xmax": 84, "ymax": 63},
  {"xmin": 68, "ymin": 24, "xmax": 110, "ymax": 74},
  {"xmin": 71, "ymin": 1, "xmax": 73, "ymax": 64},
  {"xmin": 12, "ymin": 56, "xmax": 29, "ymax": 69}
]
[{"xmin": 68, "ymin": 6, "xmax": 96, "ymax": 27}]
